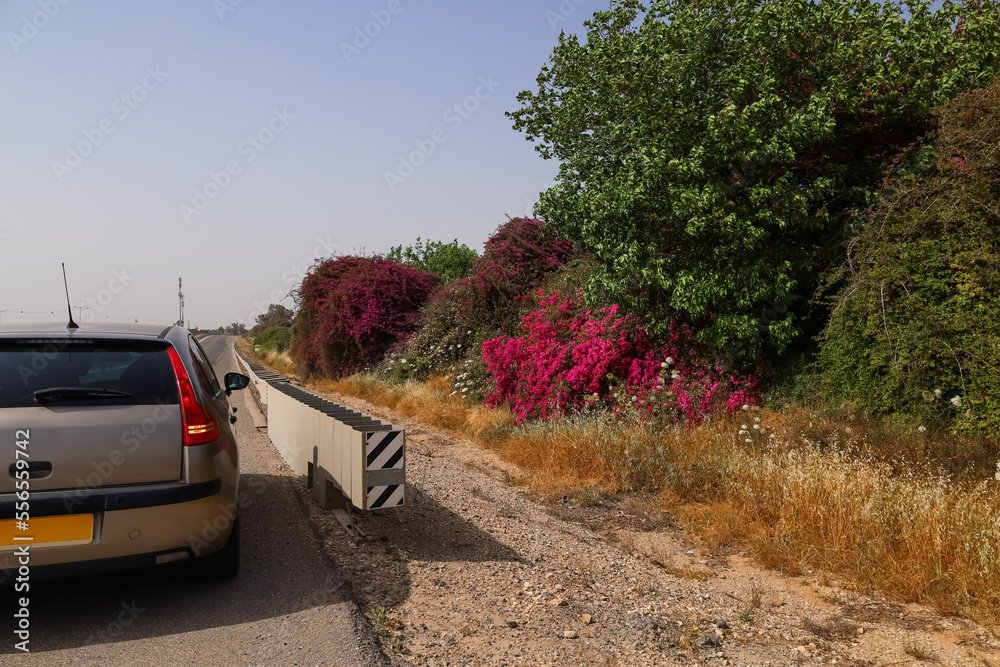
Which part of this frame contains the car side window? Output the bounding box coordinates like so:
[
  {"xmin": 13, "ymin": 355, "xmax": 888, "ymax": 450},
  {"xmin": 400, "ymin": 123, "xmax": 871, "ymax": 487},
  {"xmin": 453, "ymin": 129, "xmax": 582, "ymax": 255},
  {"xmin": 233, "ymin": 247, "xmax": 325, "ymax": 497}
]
[{"xmin": 189, "ymin": 336, "xmax": 221, "ymax": 396}]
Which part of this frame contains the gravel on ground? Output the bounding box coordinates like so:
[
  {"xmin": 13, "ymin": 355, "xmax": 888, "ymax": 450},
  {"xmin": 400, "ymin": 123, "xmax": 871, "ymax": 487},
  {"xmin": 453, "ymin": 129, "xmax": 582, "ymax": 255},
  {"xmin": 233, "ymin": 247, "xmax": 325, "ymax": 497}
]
[{"xmin": 288, "ymin": 382, "xmax": 1000, "ymax": 667}]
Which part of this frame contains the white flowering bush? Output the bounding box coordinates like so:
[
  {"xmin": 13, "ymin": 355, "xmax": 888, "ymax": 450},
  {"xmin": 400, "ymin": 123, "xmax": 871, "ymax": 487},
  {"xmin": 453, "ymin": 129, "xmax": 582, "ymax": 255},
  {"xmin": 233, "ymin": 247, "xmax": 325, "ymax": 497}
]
[
  {"xmin": 735, "ymin": 409, "xmax": 775, "ymax": 448},
  {"xmin": 448, "ymin": 355, "xmax": 491, "ymax": 403},
  {"xmin": 380, "ymin": 352, "xmax": 432, "ymax": 384}
]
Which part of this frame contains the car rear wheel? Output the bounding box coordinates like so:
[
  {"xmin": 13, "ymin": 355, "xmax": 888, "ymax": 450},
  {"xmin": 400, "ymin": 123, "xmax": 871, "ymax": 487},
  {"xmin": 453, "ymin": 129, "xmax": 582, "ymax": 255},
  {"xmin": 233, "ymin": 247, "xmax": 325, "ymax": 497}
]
[{"xmin": 193, "ymin": 517, "xmax": 240, "ymax": 581}]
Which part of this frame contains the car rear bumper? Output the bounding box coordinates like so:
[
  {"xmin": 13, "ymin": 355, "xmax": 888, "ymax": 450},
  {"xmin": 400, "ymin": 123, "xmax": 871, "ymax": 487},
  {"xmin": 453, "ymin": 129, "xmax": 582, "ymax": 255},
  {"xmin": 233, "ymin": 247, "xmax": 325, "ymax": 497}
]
[
  {"xmin": 0, "ymin": 478, "xmax": 222, "ymax": 518},
  {"xmin": 0, "ymin": 479, "xmax": 236, "ymax": 574},
  {"xmin": 1, "ymin": 549, "xmax": 189, "ymax": 584}
]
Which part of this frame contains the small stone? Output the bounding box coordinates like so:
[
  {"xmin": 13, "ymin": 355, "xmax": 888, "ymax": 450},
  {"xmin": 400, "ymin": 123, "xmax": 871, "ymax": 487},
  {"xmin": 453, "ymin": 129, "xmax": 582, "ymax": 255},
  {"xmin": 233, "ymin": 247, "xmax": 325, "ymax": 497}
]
[
  {"xmin": 549, "ymin": 598, "xmax": 568, "ymax": 607},
  {"xmin": 714, "ymin": 618, "xmax": 729, "ymax": 629},
  {"xmin": 858, "ymin": 627, "xmax": 864, "ymax": 634},
  {"xmin": 506, "ymin": 621, "xmax": 518, "ymax": 629},
  {"xmin": 562, "ymin": 630, "xmax": 579, "ymax": 639},
  {"xmin": 793, "ymin": 645, "xmax": 809, "ymax": 657},
  {"xmin": 582, "ymin": 614, "xmax": 593, "ymax": 624},
  {"xmin": 697, "ymin": 633, "xmax": 721, "ymax": 647}
]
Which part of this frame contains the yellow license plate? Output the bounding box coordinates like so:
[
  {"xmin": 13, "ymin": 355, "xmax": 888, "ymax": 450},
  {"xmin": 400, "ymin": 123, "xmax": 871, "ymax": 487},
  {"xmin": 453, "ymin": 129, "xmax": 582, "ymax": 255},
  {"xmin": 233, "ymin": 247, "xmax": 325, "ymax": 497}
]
[{"xmin": 0, "ymin": 514, "xmax": 94, "ymax": 548}]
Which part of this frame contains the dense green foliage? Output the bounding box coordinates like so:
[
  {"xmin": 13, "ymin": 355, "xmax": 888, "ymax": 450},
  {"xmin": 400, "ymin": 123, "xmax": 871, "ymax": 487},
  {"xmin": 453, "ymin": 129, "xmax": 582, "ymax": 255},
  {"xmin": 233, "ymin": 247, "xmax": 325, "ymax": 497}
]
[
  {"xmin": 249, "ymin": 304, "xmax": 293, "ymax": 337},
  {"xmin": 386, "ymin": 237, "xmax": 478, "ymax": 284},
  {"xmin": 819, "ymin": 80, "xmax": 1000, "ymax": 432},
  {"xmin": 253, "ymin": 325, "xmax": 293, "ymax": 353},
  {"xmin": 510, "ymin": 0, "xmax": 1000, "ymax": 364},
  {"xmin": 276, "ymin": 1, "xmax": 1000, "ymax": 434}
]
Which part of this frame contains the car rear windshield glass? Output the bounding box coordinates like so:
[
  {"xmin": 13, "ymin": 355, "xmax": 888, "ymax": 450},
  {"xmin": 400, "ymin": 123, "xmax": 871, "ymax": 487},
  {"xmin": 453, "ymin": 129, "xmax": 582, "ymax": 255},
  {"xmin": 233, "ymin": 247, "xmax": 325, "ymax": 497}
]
[{"xmin": 0, "ymin": 339, "xmax": 179, "ymax": 408}]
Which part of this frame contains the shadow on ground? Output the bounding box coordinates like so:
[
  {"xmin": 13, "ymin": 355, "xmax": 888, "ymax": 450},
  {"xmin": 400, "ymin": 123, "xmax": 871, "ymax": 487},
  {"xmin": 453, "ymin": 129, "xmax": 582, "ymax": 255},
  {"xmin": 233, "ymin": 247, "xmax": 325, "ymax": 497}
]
[
  {"xmin": 316, "ymin": 485, "xmax": 523, "ymax": 611},
  {"xmin": 0, "ymin": 472, "xmax": 353, "ymax": 654}
]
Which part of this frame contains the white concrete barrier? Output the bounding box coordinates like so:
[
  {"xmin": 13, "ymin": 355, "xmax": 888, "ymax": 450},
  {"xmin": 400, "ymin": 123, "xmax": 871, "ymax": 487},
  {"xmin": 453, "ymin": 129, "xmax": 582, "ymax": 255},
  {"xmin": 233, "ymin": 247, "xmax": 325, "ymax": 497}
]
[
  {"xmin": 236, "ymin": 356, "xmax": 288, "ymax": 407},
  {"xmin": 238, "ymin": 356, "xmax": 405, "ymax": 511}
]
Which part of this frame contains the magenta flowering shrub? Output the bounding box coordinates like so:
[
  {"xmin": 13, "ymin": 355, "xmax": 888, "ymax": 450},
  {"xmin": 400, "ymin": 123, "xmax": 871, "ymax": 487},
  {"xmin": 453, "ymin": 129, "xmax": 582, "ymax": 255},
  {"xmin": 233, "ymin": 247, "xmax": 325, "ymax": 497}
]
[
  {"xmin": 377, "ymin": 218, "xmax": 580, "ymax": 384},
  {"xmin": 482, "ymin": 290, "xmax": 759, "ymax": 425},
  {"xmin": 408, "ymin": 218, "xmax": 574, "ymax": 346},
  {"xmin": 292, "ymin": 256, "xmax": 437, "ymax": 378},
  {"xmin": 474, "ymin": 217, "xmax": 574, "ymax": 294},
  {"xmin": 466, "ymin": 218, "xmax": 575, "ymax": 336}
]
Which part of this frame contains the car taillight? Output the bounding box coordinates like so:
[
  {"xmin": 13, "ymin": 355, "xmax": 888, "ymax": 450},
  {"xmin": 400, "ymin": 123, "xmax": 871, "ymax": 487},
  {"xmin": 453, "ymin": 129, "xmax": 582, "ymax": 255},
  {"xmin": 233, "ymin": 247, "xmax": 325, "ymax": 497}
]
[{"xmin": 167, "ymin": 347, "xmax": 219, "ymax": 446}]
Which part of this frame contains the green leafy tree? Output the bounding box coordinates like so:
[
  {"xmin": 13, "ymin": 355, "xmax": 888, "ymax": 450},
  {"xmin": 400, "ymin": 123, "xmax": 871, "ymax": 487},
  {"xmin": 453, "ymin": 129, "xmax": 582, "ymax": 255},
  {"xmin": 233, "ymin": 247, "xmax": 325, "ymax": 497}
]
[
  {"xmin": 254, "ymin": 304, "xmax": 293, "ymax": 329},
  {"xmin": 387, "ymin": 237, "xmax": 478, "ymax": 284},
  {"xmin": 510, "ymin": 0, "xmax": 1000, "ymax": 364},
  {"xmin": 819, "ymin": 79, "xmax": 1000, "ymax": 432},
  {"xmin": 248, "ymin": 303, "xmax": 294, "ymax": 337}
]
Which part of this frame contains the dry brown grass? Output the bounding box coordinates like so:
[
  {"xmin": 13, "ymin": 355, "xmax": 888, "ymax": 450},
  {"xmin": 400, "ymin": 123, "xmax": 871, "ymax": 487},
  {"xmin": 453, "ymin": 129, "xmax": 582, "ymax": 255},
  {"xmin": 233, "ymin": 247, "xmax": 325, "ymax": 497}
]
[
  {"xmin": 464, "ymin": 406, "xmax": 514, "ymax": 440},
  {"xmin": 395, "ymin": 383, "xmax": 469, "ymax": 431},
  {"xmin": 261, "ymin": 349, "xmax": 296, "ymax": 378},
  {"xmin": 314, "ymin": 374, "xmax": 472, "ymax": 433},
  {"xmin": 904, "ymin": 641, "xmax": 938, "ymax": 662},
  {"xmin": 249, "ymin": 354, "xmax": 1000, "ymax": 625},
  {"xmin": 314, "ymin": 374, "xmax": 403, "ymax": 408},
  {"xmin": 241, "ymin": 338, "xmax": 298, "ymax": 379},
  {"xmin": 313, "ymin": 373, "xmax": 518, "ymax": 443},
  {"xmin": 762, "ymin": 406, "xmax": 1000, "ymax": 483},
  {"xmin": 667, "ymin": 418, "xmax": 1000, "ymax": 621},
  {"xmin": 234, "ymin": 336, "xmax": 255, "ymax": 360}
]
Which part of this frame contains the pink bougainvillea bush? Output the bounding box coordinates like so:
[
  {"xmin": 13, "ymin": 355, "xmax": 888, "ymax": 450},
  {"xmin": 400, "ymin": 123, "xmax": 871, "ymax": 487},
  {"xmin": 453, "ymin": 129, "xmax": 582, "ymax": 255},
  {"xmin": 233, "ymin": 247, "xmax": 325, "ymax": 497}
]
[
  {"xmin": 377, "ymin": 218, "xmax": 578, "ymax": 384},
  {"xmin": 468, "ymin": 218, "xmax": 575, "ymax": 336},
  {"xmin": 291, "ymin": 256, "xmax": 437, "ymax": 378},
  {"xmin": 481, "ymin": 289, "xmax": 759, "ymax": 425},
  {"xmin": 473, "ymin": 217, "xmax": 574, "ymax": 294}
]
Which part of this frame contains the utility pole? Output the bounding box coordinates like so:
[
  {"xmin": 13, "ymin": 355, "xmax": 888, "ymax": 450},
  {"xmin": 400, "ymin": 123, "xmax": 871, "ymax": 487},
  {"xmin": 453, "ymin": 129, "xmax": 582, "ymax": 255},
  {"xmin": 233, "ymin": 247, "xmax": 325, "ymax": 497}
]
[
  {"xmin": 177, "ymin": 278, "xmax": 184, "ymax": 327},
  {"xmin": 75, "ymin": 305, "xmax": 90, "ymax": 322}
]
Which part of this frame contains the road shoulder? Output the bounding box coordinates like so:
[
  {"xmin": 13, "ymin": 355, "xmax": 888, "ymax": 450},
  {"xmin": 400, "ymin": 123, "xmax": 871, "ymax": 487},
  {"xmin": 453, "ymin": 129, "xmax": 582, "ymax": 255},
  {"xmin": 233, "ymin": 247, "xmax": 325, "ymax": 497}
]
[{"xmin": 259, "ymin": 381, "xmax": 1000, "ymax": 667}]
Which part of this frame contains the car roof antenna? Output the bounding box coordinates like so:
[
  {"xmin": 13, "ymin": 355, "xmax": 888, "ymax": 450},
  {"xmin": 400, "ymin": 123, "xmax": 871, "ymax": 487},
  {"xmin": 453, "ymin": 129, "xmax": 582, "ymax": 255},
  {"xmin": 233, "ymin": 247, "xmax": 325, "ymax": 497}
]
[{"xmin": 62, "ymin": 262, "xmax": 79, "ymax": 330}]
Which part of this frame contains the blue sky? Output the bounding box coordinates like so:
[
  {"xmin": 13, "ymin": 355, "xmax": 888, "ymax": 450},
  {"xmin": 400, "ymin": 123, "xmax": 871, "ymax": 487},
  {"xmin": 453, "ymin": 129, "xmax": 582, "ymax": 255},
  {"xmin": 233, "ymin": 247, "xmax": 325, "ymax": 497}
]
[{"xmin": 0, "ymin": 0, "xmax": 594, "ymax": 329}]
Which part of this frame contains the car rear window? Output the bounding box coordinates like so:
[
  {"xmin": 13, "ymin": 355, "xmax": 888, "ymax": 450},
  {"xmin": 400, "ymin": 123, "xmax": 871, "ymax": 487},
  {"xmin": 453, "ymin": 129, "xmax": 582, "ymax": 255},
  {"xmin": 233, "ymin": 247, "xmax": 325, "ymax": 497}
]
[{"xmin": 0, "ymin": 338, "xmax": 179, "ymax": 408}]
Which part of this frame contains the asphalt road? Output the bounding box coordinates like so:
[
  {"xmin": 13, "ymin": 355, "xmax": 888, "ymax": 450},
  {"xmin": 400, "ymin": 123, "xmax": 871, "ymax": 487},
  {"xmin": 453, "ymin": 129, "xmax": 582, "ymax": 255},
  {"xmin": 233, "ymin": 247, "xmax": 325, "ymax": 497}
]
[{"xmin": 2, "ymin": 335, "xmax": 388, "ymax": 667}]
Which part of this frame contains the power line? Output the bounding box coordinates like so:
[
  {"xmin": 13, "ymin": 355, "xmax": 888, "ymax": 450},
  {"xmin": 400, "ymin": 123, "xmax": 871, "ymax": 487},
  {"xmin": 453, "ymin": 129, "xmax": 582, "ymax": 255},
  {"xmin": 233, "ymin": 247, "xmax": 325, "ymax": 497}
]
[{"xmin": 0, "ymin": 309, "xmax": 58, "ymax": 323}]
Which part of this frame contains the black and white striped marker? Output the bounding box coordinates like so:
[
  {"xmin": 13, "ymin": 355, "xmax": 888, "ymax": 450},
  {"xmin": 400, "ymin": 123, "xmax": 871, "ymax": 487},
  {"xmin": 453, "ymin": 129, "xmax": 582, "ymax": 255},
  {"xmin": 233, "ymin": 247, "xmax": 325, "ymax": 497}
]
[
  {"xmin": 366, "ymin": 430, "xmax": 404, "ymax": 470},
  {"xmin": 367, "ymin": 484, "xmax": 404, "ymax": 509}
]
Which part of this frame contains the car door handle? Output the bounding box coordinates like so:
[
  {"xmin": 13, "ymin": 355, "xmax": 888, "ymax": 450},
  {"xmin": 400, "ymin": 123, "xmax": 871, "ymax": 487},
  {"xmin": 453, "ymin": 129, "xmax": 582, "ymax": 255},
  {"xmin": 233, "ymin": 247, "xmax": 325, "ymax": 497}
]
[{"xmin": 9, "ymin": 461, "xmax": 53, "ymax": 480}]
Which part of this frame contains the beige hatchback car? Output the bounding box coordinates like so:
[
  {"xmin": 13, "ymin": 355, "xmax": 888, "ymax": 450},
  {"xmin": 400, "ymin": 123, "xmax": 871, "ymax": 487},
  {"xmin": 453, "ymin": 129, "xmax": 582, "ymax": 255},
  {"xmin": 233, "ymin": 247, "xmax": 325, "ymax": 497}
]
[{"xmin": 0, "ymin": 322, "xmax": 249, "ymax": 581}]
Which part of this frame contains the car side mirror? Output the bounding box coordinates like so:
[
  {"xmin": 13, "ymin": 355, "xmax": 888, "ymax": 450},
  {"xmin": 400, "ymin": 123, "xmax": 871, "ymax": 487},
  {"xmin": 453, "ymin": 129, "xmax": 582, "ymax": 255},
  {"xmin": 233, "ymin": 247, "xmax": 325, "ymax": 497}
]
[{"xmin": 224, "ymin": 372, "xmax": 250, "ymax": 395}]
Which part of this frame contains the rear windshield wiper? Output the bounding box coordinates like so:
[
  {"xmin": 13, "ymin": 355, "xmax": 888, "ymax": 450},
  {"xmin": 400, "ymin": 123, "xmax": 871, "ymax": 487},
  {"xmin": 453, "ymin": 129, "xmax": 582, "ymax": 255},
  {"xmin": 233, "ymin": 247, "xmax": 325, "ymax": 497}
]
[{"xmin": 34, "ymin": 387, "xmax": 134, "ymax": 403}]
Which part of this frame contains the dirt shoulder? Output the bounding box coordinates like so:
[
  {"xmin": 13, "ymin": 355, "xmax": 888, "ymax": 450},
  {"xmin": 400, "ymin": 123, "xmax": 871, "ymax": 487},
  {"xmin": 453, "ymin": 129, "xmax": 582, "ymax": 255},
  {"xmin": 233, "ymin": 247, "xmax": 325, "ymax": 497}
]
[{"xmin": 274, "ymin": 379, "xmax": 1000, "ymax": 666}]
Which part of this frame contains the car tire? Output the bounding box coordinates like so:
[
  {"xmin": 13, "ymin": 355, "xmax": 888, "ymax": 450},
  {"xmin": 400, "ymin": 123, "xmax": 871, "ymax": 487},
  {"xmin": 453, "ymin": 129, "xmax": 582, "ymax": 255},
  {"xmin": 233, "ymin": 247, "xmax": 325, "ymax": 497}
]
[{"xmin": 194, "ymin": 517, "xmax": 241, "ymax": 581}]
